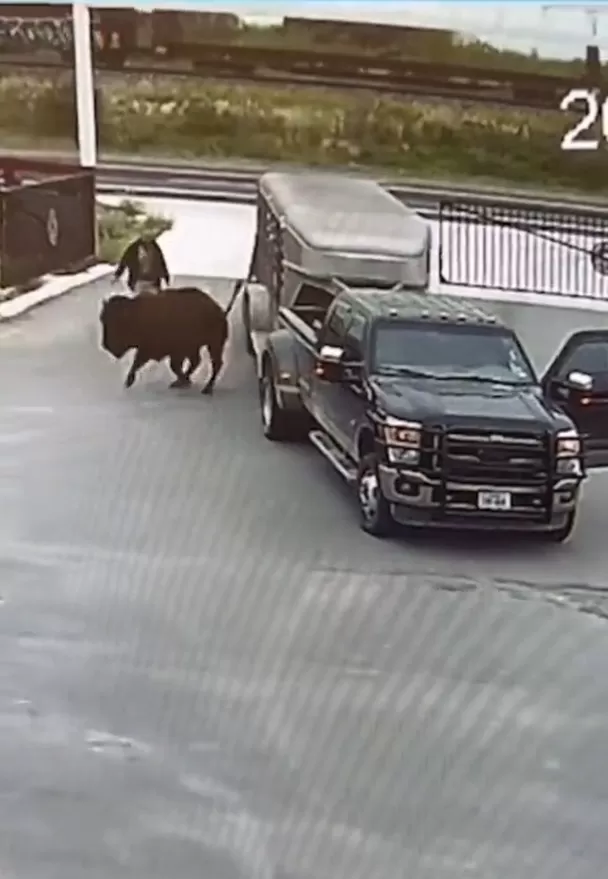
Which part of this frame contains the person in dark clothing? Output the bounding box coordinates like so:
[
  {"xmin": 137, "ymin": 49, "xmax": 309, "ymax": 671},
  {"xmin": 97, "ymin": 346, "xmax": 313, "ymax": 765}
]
[{"xmin": 113, "ymin": 232, "xmax": 170, "ymax": 294}]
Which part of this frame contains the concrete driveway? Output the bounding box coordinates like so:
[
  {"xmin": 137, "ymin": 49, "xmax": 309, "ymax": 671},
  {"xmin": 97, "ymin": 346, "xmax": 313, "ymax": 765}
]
[{"xmin": 1, "ymin": 276, "xmax": 608, "ymax": 879}]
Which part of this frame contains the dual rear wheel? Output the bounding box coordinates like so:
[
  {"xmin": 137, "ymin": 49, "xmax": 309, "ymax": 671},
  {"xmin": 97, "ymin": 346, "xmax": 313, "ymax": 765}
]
[{"xmin": 259, "ymin": 362, "xmax": 309, "ymax": 442}]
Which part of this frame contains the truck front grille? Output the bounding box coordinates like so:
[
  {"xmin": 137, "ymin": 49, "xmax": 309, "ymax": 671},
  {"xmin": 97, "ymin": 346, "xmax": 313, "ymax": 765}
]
[
  {"xmin": 444, "ymin": 430, "xmax": 549, "ymax": 485},
  {"xmin": 428, "ymin": 427, "xmax": 552, "ymax": 520}
]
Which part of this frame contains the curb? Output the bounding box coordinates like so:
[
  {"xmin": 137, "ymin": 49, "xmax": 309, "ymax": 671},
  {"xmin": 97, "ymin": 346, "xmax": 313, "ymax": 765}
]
[{"xmin": 0, "ymin": 264, "xmax": 114, "ymax": 322}]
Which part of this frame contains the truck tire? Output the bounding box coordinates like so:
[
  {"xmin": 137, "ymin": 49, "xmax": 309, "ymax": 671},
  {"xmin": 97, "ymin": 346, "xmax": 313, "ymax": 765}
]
[
  {"xmin": 546, "ymin": 509, "xmax": 577, "ymax": 544},
  {"xmin": 356, "ymin": 454, "xmax": 395, "ymax": 537},
  {"xmin": 260, "ymin": 362, "xmax": 302, "ymax": 442},
  {"xmin": 242, "ymin": 290, "xmax": 255, "ymax": 358},
  {"xmin": 249, "ymin": 283, "xmax": 273, "ymax": 333}
]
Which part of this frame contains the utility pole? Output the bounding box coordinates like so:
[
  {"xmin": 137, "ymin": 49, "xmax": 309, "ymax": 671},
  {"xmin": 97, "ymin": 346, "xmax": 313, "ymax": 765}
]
[
  {"xmin": 541, "ymin": 4, "xmax": 608, "ymax": 39},
  {"xmin": 541, "ymin": 4, "xmax": 608, "ymax": 85},
  {"xmin": 72, "ymin": 3, "xmax": 97, "ymax": 168}
]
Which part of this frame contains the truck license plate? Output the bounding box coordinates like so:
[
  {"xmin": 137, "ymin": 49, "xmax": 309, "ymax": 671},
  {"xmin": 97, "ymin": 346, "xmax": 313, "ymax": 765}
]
[{"xmin": 478, "ymin": 490, "xmax": 511, "ymax": 511}]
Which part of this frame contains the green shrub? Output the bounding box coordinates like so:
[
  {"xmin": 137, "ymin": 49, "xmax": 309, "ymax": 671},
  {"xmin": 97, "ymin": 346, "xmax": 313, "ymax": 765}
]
[{"xmin": 0, "ymin": 73, "xmax": 601, "ymax": 193}]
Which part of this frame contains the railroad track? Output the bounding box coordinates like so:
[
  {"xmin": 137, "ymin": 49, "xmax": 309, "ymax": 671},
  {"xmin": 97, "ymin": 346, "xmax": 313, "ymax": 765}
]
[
  {"xmin": 0, "ymin": 56, "xmax": 568, "ymax": 113},
  {"xmin": 90, "ymin": 159, "xmax": 608, "ymax": 221},
  {"xmin": 6, "ymin": 149, "xmax": 605, "ymax": 216}
]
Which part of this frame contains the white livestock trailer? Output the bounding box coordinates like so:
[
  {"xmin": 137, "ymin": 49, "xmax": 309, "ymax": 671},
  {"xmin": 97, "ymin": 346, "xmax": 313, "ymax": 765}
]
[{"xmin": 241, "ymin": 171, "xmax": 431, "ymax": 361}]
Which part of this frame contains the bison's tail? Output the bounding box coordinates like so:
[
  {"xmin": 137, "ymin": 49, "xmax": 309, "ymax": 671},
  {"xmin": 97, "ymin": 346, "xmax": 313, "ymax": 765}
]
[{"xmin": 224, "ymin": 279, "xmax": 244, "ymax": 318}]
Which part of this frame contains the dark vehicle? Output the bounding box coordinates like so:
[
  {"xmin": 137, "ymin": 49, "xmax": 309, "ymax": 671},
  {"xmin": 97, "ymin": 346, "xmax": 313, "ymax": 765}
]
[{"xmin": 257, "ymin": 282, "xmax": 608, "ymax": 542}]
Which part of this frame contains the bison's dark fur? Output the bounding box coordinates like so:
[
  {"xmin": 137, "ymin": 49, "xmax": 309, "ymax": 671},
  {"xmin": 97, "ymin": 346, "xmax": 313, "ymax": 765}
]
[{"xmin": 100, "ymin": 286, "xmax": 228, "ymax": 394}]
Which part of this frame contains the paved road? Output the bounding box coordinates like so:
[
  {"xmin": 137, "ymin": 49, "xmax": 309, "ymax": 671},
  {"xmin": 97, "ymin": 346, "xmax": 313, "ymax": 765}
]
[{"xmin": 2, "ymin": 276, "xmax": 608, "ymax": 879}]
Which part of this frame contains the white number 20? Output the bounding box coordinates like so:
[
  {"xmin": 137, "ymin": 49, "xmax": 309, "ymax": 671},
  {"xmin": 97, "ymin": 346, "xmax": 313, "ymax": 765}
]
[{"xmin": 560, "ymin": 88, "xmax": 608, "ymax": 151}]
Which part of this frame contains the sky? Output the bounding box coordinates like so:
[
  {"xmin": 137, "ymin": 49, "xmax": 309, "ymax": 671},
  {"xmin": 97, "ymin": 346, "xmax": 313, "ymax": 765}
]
[{"xmin": 12, "ymin": 1, "xmax": 608, "ymax": 60}]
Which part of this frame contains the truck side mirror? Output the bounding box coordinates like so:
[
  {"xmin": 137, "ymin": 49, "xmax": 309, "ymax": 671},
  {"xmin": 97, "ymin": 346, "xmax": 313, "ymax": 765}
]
[
  {"xmin": 566, "ymin": 370, "xmax": 593, "ymax": 392},
  {"xmin": 315, "ymin": 345, "xmax": 344, "ymax": 382},
  {"xmin": 550, "ymin": 370, "xmax": 593, "ymax": 399}
]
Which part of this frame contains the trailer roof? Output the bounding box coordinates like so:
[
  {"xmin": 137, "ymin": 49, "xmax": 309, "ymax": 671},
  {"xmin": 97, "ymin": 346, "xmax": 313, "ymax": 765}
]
[{"xmin": 259, "ymin": 171, "xmax": 430, "ymax": 260}]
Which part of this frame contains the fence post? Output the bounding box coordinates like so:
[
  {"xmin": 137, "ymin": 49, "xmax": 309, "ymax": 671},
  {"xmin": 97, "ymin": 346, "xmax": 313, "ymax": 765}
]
[
  {"xmin": 72, "ymin": 2, "xmax": 97, "ymax": 168},
  {"xmin": 0, "ymin": 189, "xmax": 5, "ymax": 289}
]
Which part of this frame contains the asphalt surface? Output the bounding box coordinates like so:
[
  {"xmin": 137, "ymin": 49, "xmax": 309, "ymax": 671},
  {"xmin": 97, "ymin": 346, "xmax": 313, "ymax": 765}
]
[{"xmin": 2, "ymin": 275, "xmax": 608, "ymax": 879}]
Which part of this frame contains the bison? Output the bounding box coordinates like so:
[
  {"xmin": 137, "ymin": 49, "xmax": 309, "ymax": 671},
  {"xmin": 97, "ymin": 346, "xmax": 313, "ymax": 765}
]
[{"xmin": 100, "ymin": 286, "xmax": 229, "ymax": 394}]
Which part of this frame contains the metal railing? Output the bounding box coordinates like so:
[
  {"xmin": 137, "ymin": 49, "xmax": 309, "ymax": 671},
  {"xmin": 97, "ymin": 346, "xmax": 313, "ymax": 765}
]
[{"xmin": 439, "ymin": 199, "xmax": 608, "ymax": 299}]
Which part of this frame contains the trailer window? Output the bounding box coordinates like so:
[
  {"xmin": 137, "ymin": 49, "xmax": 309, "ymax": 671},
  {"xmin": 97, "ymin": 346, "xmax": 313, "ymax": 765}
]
[{"xmin": 293, "ymin": 283, "xmax": 333, "ymax": 311}]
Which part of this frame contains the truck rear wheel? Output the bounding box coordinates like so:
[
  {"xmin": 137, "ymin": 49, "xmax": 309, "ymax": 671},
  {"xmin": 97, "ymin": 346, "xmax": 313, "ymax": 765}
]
[
  {"xmin": 357, "ymin": 454, "xmax": 395, "ymax": 537},
  {"xmin": 242, "ymin": 291, "xmax": 255, "ymax": 357},
  {"xmin": 260, "ymin": 363, "xmax": 307, "ymax": 442}
]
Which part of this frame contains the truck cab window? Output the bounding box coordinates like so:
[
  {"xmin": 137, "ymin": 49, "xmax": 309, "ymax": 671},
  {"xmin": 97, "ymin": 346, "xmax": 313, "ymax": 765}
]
[
  {"xmin": 557, "ymin": 340, "xmax": 608, "ymax": 377},
  {"xmin": 373, "ymin": 323, "xmax": 537, "ymax": 385},
  {"xmin": 343, "ymin": 313, "xmax": 366, "ymax": 360},
  {"xmin": 324, "ymin": 302, "xmax": 352, "ymax": 346}
]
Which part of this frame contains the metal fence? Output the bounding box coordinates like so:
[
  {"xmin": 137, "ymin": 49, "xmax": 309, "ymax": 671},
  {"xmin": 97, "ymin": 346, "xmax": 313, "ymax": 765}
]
[
  {"xmin": 438, "ymin": 199, "xmax": 608, "ymax": 301},
  {"xmin": 0, "ymin": 169, "xmax": 95, "ymax": 288}
]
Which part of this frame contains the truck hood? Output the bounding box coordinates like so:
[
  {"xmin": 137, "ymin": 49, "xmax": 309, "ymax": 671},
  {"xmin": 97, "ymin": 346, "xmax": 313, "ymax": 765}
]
[{"xmin": 369, "ymin": 375, "xmax": 570, "ymax": 432}]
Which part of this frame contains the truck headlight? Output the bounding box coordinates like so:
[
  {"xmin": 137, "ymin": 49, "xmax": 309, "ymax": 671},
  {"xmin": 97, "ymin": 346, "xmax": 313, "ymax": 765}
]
[
  {"xmin": 383, "ymin": 418, "xmax": 422, "ymax": 449},
  {"xmin": 556, "ymin": 429, "xmax": 581, "ymax": 458},
  {"xmin": 387, "ymin": 447, "xmax": 420, "ymax": 465}
]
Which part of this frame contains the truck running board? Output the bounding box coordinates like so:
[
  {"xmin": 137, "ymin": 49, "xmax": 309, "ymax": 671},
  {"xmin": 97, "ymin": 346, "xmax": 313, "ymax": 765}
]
[{"xmin": 309, "ymin": 430, "xmax": 357, "ymax": 484}]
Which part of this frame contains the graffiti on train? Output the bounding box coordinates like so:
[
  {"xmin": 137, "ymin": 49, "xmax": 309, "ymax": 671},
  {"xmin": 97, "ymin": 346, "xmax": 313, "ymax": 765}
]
[
  {"xmin": 0, "ymin": 12, "xmax": 111, "ymax": 55},
  {"xmin": 0, "ymin": 14, "xmax": 73, "ymax": 52}
]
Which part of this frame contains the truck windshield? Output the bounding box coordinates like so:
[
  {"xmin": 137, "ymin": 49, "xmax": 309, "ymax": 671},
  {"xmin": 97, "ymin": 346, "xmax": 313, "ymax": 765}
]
[{"xmin": 372, "ymin": 322, "xmax": 538, "ymax": 386}]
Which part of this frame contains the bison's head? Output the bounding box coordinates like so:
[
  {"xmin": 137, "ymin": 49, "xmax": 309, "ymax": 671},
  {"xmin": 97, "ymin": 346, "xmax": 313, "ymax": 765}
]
[{"xmin": 100, "ymin": 295, "xmax": 137, "ymax": 360}]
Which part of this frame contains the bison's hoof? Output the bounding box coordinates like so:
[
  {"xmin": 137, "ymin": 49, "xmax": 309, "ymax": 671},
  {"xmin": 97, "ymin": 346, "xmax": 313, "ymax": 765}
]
[
  {"xmin": 170, "ymin": 378, "xmax": 190, "ymax": 389},
  {"xmin": 125, "ymin": 374, "xmax": 135, "ymax": 389},
  {"xmin": 201, "ymin": 385, "xmax": 214, "ymax": 396}
]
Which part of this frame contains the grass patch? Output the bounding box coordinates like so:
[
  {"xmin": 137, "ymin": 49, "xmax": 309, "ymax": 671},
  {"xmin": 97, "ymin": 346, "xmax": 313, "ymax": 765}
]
[
  {"xmin": 96, "ymin": 199, "xmax": 173, "ymax": 263},
  {"xmin": 0, "ymin": 73, "xmax": 603, "ymax": 196}
]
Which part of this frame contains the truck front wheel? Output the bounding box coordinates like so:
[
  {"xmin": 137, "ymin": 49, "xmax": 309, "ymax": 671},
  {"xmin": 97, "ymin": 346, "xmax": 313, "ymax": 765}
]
[{"xmin": 357, "ymin": 454, "xmax": 395, "ymax": 537}]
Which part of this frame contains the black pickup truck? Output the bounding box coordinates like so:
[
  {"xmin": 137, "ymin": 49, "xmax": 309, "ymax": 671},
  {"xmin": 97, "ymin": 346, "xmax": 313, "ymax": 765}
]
[{"xmin": 257, "ymin": 281, "xmax": 608, "ymax": 542}]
